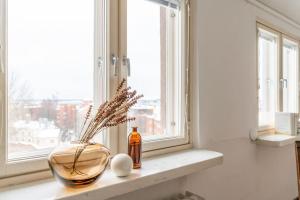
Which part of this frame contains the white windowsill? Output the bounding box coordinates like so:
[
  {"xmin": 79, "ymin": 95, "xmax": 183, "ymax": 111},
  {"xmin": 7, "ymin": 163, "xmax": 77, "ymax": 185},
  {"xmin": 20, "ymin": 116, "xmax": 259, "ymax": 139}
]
[
  {"xmin": 0, "ymin": 149, "xmax": 223, "ymax": 200},
  {"xmin": 256, "ymin": 133, "xmax": 297, "ymax": 147}
]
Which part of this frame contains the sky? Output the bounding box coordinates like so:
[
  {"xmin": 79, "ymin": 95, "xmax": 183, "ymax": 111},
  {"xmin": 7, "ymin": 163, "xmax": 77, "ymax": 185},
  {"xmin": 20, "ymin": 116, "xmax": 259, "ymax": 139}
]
[
  {"xmin": 8, "ymin": 0, "xmax": 162, "ymax": 100},
  {"xmin": 8, "ymin": 0, "xmax": 94, "ymax": 100},
  {"xmin": 127, "ymin": 0, "xmax": 161, "ymax": 100}
]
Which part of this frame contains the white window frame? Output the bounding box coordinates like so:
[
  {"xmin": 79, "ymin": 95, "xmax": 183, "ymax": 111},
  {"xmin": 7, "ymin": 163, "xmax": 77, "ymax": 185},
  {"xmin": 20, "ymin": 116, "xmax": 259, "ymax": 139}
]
[
  {"xmin": 256, "ymin": 22, "xmax": 300, "ymax": 132},
  {"xmin": 281, "ymin": 35, "xmax": 299, "ymax": 113},
  {"xmin": 0, "ymin": 0, "xmax": 108, "ymax": 178},
  {"xmin": 110, "ymin": 0, "xmax": 191, "ymax": 153},
  {"xmin": 0, "ymin": 0, "xmax": 191, "ymax": 180}
]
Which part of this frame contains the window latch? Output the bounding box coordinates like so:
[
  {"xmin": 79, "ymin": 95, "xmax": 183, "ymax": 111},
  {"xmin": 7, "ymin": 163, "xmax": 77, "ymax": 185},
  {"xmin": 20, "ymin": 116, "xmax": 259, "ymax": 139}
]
[{"xmin": 111, "ymin": 54, "xmax": 119, "ymax": 76}]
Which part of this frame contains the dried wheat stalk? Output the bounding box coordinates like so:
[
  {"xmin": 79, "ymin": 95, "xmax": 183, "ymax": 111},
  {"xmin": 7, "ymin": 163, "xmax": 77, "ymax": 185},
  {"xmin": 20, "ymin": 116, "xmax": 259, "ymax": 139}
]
[
  {"xmin": 71, "ymin": 79, "xmax": 143, "ymax": 174},
  {"xmin": 78, "ymin": 79, "xmax": 143, "ymax": 143}
]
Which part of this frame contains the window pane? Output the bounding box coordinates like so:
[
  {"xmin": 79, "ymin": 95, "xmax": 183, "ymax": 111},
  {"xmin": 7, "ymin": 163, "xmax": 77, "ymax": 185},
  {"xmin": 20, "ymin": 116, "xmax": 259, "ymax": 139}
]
[
  {"xmin": 127, "ymin": 0, "xmax": 180, "ymax": 138},
  {"xmin": 282, "ymin": 38, "xmax": 299, "ymax": 113},
  {"xmin": 258, "ymin": 30, "xmax": 278, "ymax": 128},
  {"xmin": 7, "ymin": 0, "xmax": 94, "ymax": 159}
]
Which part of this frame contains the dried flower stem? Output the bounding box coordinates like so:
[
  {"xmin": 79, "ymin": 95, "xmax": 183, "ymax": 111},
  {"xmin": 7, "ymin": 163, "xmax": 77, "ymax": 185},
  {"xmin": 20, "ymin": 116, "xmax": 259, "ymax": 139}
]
[{"xmin": 71, "ymin": 79, "xmax": 143, "ymax": 174}]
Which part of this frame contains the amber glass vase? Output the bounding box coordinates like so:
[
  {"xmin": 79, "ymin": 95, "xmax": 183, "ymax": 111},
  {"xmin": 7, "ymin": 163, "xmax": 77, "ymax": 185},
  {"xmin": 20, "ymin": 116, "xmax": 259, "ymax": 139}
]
[{"xmin": 48, "ymin": 142, "xmax": 110, "ymax": 187}]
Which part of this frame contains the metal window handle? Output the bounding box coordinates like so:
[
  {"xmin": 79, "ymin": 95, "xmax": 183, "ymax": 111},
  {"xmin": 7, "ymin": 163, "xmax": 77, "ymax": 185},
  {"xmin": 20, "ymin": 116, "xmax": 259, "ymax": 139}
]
[
  {"xmin": 280, "ymin": 79, "xmax": 284, "ymax": 88},
  {"xmin": 97, "ymin": 56, "xmax": 103, "ymax": 69},
  {"xmin": 280, "ymin": 78, "xmax": 288, "ymax": 88},
  {"xmin": 111, "ymin": 54, "xmax": 119, "ymax": 76},
  {"xmin": 123, "ymin": 56, "xmax": 131, "ymax": 77},
  {"xmin": 284, "ymin": 79, "xmax": 288, "ymax": 88}
]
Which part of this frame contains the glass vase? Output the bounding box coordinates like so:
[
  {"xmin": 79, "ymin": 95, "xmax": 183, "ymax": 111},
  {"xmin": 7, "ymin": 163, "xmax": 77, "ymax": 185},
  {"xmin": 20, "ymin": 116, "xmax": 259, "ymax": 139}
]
[{"xmin": 48, "ymin": 142, "xmax": 110, "ymax": 187}]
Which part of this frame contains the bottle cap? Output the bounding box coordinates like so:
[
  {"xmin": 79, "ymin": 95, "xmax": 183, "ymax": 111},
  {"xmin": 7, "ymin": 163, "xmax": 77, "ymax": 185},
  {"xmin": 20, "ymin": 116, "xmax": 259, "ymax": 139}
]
[{"xmin": 132, "ymin": 127, "xmax": 138, "ymax": 132}]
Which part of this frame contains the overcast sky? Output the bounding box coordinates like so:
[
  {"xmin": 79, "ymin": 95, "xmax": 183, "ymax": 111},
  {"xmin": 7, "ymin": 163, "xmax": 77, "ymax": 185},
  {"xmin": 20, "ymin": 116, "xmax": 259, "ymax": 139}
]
[{"xmin": 8, "ymin": 0, "xmax": 161, "ymax": 101}]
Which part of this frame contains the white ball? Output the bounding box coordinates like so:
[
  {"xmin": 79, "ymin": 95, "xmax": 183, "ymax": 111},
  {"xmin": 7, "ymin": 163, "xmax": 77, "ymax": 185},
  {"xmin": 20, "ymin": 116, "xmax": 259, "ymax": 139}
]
[{"xmin": 111, "ymin": 154, "xmax": 133, "ymax": 177}]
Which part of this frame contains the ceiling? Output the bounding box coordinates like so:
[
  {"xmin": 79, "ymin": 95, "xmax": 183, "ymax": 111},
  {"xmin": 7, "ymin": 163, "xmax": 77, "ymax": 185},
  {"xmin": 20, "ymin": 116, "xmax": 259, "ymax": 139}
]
[{"xmin": 257, "ymin": 0, "xmax": 300, "ymax": 25}]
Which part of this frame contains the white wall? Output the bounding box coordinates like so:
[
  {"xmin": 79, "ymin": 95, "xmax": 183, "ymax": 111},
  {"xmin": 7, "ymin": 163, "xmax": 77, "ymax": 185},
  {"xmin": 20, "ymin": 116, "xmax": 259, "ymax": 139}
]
[{"xmin": 186, "ymin": 0, "xmax": 300, "ymax": 199}]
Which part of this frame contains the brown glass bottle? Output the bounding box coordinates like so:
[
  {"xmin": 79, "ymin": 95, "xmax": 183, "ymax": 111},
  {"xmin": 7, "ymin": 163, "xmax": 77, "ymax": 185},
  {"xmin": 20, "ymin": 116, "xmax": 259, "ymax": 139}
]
[{"xmin": 128, "ymin": 127, "xmax": 142, "ymax": 169}]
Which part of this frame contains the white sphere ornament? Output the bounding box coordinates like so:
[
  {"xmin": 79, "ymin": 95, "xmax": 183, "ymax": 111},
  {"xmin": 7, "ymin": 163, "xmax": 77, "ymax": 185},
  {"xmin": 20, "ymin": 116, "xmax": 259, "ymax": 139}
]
[{"xmin": 111, "ymin": 154, "xmax": 133, "ymax": 177}]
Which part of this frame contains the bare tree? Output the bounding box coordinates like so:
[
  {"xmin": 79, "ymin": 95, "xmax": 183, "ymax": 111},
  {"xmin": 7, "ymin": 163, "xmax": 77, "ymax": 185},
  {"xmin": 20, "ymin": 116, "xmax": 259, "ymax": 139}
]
[{"xmin": 8, "ymin": 73, "xmax": 33, "ymax": 101}]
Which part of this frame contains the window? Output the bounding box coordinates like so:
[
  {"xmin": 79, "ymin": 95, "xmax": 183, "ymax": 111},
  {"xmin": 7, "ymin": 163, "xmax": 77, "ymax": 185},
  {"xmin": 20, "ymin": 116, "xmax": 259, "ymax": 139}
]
[
  {"xmin": 257, "ymin": 23, "xmax": 300, "ymax": 131},
  {"xmin": 114, "ymin": 0, "xmax": 190, "ymax": 152},
  {"xmin": 7, "ymin": 0, "xmax": 95, "ymax": 160},
  {"xmin": 257, "ymin": 27, "xmax": 279, "ymax": 129},
  {"xmin": 0, "ymin": 0, "xmax": 107, "ymax": 177},
  {"xmin": 282, "ymin": 38, "xmax": 299, "ymax": 113},
  {"xmin": 0, "ymin": 0, "xmax": 190, "ymax": 178},
  {"xmin": 125, "ymin": 0, "xmax": 189, "ymax": 151}
]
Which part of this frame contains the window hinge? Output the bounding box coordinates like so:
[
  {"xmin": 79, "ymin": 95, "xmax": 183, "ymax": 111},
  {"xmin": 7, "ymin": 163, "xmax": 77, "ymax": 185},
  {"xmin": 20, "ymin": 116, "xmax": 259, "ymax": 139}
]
[
  {"xmin": 184, "ymin": 119, "xmax": 191, "ymax": 134},
  {"xmin": 186, "ymin": 0, "xmax": 191, "ymax": 17}
]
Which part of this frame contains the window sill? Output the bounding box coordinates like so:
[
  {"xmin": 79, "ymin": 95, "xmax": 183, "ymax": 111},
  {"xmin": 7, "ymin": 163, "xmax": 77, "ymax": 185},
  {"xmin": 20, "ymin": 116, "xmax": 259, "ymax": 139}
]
[
  {"xmin": 256, "ymin": 133, "xmax": 297, "ymax": 147},
  {"xmin": 0, "ymin": 149, "xmax": 223, "ymax": 200}
]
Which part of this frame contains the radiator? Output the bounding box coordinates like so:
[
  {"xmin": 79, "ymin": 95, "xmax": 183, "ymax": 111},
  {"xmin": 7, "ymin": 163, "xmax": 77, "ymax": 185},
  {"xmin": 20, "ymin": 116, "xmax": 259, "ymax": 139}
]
[{"xmin": 169, "ymin": 191, "xmax": 205, "ymax": 200}]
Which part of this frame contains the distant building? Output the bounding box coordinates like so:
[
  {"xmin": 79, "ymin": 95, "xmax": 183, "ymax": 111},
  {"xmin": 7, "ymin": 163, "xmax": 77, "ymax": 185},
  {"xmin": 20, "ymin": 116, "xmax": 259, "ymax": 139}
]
[
  {"xmin": 129, "ymin": 100, "xmax": 163, "ymax": 136},
  {"xmin": 56, "ymin": 104, "xmax": 77, "ymax": 131},
  {"xmin": 9, "ymin": 119, "xmax": 60, "ymax": 151},
  {"xmin": 8, "ymin": 99, "xmax": 92, "ymax": 153}
]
